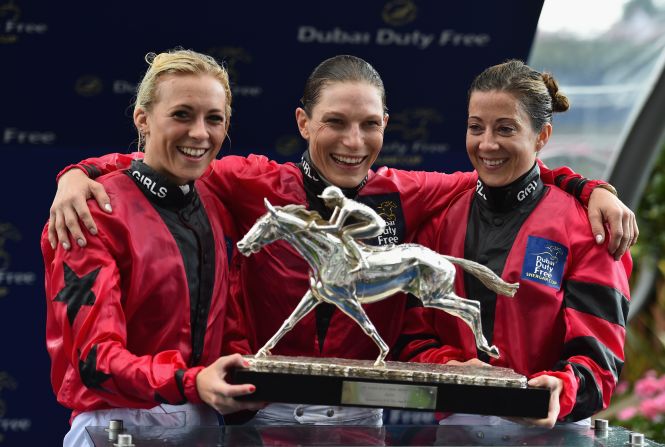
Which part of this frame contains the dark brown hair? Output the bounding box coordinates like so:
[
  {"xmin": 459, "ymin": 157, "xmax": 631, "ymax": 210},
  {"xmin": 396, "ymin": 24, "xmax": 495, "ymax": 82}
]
[
  {"xmin": 469, "ymin": 59, "xmax": 569, "ymax": 131},
  {"xmin": 300, "ymin": 55, "xmax": 387, "ymax": 116}
]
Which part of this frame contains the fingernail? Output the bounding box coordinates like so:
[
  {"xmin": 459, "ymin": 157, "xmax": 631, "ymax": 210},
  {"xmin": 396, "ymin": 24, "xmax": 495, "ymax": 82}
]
[
  {"xmin": 242, "ymin": 361, "xmax": 250, "ymax": 368},
  {"xmin": 104, "ymin": 203, "xmax": 112, "ymax": 213},
  {"xmin": 249, "ymin": 385, "xmax": 256, "ymax": 393},
  {"xmin": 77, "ymin": 238, "xmax": 85, "ymax": 247},
  {"xmin": 89, "ymin": 227, "xmax": 97, "ymax": 236},
  {"xmin": 595, "ymin": 235, "xmax": 603, "ymax": 244},
  {"xmin": 62, "ymin": 241, "xmax": 70, "ymax": 250},
  {"xmin": 50, "ymin": 241, "xmax": 56, "ymax": 250}
]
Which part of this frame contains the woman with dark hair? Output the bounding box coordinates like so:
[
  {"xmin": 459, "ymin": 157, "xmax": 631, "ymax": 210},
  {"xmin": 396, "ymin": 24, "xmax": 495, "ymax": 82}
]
[
  {"xmin": 399, "ymin": 60, "xmax": 631, "ymax": 428},
  {"xmin": 46, "ymin": 55, "xmax": 635, "ymax": 425}
]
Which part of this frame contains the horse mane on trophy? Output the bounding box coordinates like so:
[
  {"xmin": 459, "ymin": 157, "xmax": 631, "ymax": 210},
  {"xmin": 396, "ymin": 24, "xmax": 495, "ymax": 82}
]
[{"xmin": 237, "ymin": 187, "xmax": 519, "ymax": 367}]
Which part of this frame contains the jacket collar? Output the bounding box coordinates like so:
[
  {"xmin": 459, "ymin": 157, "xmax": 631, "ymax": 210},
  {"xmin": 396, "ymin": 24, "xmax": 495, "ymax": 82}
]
[
  {"xmin": 125, "ymin": 159, "xmax": 196, "ymax": 209},
  {"xmin": 297, "ymin": 151, "xmax": 368, "ymax": 218},
  {"xmin": 475, "ymin": 162, "xmax": 544, "ymax": 212},
  {"xmin": 297, "ymin": 150, "xmax": 368, "ymax": 200}
]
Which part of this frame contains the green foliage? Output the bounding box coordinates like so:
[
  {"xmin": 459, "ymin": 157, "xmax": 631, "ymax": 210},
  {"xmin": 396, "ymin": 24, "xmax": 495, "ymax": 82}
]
[
  {"xmin": 634, "ymin": 146, "xmax": 665, "ymax": 259},
  {"xmin": 618, "ymin": 416, "xmax": 665, "ymax": 442},
  {"xmin": 602, "ymin": 145, "xmax": 665, "ymax": 440},
  {"xmin": 623, "ymin": 144, "xmax": 665, "ymax": 380}
]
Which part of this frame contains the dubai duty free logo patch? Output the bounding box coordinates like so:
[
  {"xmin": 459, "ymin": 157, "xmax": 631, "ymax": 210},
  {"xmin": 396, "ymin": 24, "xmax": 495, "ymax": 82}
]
[{"xmin": 520, "ymin": 236, "xmax": 568, "ymax": 289}]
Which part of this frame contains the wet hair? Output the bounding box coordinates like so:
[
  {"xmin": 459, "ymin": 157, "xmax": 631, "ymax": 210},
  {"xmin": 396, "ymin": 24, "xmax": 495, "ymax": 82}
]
[
  {"xmin": 468, "ymin": 59, "xmax": 569, "ymax": 131},
  {"xmin": 134, "ymin": 48, "xmax": 232, "ymax": 148},
  {"xmin": 300, "ymin": 55, "xmax": 387, "ymax": 116}
]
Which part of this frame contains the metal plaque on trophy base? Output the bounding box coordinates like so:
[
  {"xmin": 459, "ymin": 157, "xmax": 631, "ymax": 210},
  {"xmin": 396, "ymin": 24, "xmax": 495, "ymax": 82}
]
[{"xmin": 231, "ymin": 355, "xmax": 549, "ymax": 418}]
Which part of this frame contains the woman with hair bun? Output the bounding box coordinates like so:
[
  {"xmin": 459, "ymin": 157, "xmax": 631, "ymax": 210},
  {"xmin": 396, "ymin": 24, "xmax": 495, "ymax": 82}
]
[{"xmin": 400, "ymin": 60, "xmax": 632, "ymax": 428}]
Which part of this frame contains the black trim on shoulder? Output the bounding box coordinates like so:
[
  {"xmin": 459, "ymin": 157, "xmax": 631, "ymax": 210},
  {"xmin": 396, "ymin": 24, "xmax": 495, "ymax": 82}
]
[
  {"xmin": 564, "ymin": 280, "xmax": 629, "ymax": 327},
  {"xmin": 564, "ymin": 178, "xmax": 583, "ymax": 196},
  {"xmin": 554, "ymin": 360, "xmax": 603, "ymax": 421},
  {"xmin": 554, "ymin": 174, "xmax": 567, "ymax": 187},
  {"xmin": 575, "ymin": 179, "xmax": 588, "ymax": 198},
  {"xmin": 561, "ymin": 336, "xmax": 623, "ymax": 382}
]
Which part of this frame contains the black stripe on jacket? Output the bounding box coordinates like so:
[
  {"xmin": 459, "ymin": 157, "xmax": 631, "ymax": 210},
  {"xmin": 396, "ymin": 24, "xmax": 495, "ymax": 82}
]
[{"xmin": 564, "ymin": 280, "xmax": 629, "ymax": 328}]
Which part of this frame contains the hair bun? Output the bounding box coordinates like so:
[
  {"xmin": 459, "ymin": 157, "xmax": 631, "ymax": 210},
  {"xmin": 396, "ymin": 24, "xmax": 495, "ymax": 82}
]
[{"xmin": 542, "ymin": 73, "xmax": 570, "ymax": 112}]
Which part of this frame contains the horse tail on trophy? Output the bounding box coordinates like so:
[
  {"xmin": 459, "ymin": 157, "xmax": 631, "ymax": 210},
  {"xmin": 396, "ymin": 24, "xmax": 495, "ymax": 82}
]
[{"xmin": 442, "ymin": 255, "xmax": 519, "ymax": 297}]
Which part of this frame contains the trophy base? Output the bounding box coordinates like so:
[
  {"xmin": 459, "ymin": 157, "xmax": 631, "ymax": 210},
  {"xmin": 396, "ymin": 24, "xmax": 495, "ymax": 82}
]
[{"xmin": 231, "ymin": 356, "xmax": 549, "ymax": 418}]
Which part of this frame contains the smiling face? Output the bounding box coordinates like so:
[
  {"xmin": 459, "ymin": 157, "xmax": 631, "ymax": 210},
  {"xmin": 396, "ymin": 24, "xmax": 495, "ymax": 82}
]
[
  {"xmin": 134, "ymin": 73, "xmax": 227, "ymax": 185},
  {"xmin": 296, "ymin": 81, "xmax": 388, "ymax": 188},
  {"xmin": 466, "ymin": 90, "xmax": 551, "ymax": 187}
]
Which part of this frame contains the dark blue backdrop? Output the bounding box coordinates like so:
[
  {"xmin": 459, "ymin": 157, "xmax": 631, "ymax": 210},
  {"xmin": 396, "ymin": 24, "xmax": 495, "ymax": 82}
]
[{"xmin": 0, "ymin": 0, "xmax": 543, "ymax": 443}]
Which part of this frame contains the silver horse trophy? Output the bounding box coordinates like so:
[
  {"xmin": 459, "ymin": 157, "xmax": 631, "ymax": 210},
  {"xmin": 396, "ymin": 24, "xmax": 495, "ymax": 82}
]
[{"xmin": 237, "ymin": 191, "xmax": 518, "ymax": 367}]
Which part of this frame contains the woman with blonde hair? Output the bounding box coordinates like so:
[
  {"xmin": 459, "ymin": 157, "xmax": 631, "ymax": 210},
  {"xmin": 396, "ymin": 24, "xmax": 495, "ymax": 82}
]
[{"xmin": 42, "ymin": 49, "xmax": 260, "ymax": 446}]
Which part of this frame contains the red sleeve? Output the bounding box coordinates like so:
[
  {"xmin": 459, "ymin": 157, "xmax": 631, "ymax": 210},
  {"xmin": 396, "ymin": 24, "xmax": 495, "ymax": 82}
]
[
  {"xmin": 198, "ymin": 156, "xmax": 246, "ymax": 240},
  {"xmin": 414, "ymin": 170, "xmax": 477, "ymax": 221},
  {"xmin": 535, "ymin": 208, "xmax": 632, "ymax": 421},
  {"xmin": 538, "ymin": 159, "xmax": 610, "ymax": 206},
  {"xmin": 200, "ymin": 154, "xmax": 308, "ymax": 240},
  {"xmin": 56, "ymin": 152, "xmax": 143, "ymax": 182},
  {"xmin": 198, "ymin": 156, "xmax": 238, "ymax": 206},
  {"xmin": 42, "ymin": 211, "xmax": 203, "ymax": 407},
  {"xmin": 530, "ymin": 366, "xmax": 579, "ymax": 419},
  {"xmin": 369, "ymin": 169, "xmax": 477, "ymax": 235}
]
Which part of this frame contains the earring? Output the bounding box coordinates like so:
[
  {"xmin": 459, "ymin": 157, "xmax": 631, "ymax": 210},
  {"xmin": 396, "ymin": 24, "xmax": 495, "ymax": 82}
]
[{"xmin": 138, "ymin": 129, "xmax": 147, "ymax": 152}]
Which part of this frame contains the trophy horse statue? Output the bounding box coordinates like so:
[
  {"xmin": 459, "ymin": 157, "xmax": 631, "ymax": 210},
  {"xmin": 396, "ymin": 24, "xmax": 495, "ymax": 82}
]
[{"xmin": 237, "ymin": 186, "xmax": 519, "ymax": 367}]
